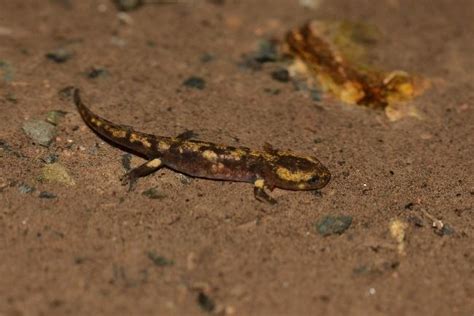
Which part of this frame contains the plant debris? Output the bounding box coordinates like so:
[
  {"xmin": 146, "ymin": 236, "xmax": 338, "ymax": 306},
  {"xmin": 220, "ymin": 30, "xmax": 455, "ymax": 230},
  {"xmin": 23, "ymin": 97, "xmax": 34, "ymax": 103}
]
[{"xmin": 283, "ymin": 20, "xmax": 428, "ymax": 121}]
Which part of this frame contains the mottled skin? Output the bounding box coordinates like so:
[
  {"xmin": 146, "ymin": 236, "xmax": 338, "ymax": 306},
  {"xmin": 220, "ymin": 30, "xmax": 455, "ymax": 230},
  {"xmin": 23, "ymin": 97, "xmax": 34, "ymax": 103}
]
[{"xmin": 73, "ymin": 89, "xmax": 330, "ymax": 203}]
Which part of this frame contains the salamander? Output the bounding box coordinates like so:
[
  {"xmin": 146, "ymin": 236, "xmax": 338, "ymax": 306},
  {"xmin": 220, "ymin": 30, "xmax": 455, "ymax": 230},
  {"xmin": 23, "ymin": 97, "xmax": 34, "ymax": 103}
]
[{"xmin": 73, "ymin": 88, "xmax": 331, "ymax": 203}]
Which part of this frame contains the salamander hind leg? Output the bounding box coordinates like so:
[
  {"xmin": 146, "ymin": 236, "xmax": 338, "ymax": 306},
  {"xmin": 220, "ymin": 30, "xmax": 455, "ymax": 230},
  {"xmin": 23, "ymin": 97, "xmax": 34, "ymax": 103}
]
[
  {"xmin": 253, "ymin": 179, "xmax": 277, "ymax": 205},
  {"xmin": 120, "ymin": 158, "xmax": 163, "ymax": 191}
]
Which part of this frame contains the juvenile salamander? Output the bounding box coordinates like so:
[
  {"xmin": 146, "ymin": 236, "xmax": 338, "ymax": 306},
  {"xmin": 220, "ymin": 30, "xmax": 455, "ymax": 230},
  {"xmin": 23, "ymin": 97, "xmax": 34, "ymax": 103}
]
[{"xmin": 73, "ymin": 88, "xmax": 330, "ymax": 203}]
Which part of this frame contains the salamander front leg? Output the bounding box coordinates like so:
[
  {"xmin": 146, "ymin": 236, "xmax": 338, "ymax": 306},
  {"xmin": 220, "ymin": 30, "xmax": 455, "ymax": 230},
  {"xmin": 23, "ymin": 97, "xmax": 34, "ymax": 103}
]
[
  {"xmin": 120, "ymin": 158, "xmax": 163, "ymax": 191},
  {"xmin": 253, "ymin": 179, "xmax": 277, "ymax": 205}
]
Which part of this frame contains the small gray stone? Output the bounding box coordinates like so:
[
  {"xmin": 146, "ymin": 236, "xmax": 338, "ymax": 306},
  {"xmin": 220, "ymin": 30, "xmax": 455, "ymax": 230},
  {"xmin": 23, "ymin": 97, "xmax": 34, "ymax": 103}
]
[
  {"xmin": 22, "ymin": 120, "xmax": 56, "ymax": 147},
  {"xmin": 142, "ymin": 187, "xmax": 166, "ymax": 199},
  {"xmin": 45, "ymin": 48, "xmax": 73, "ymax": 63},
  {"xmin": 41, "ymin": 153, "xmax": 59, "ymax": 164},
  {"xmin": 18, "ymin": 183, "xmax": 35, "ymax": 194},
  {"xmin": 315, "ymin": 215, "xmax": 353, "ymax": 236}
]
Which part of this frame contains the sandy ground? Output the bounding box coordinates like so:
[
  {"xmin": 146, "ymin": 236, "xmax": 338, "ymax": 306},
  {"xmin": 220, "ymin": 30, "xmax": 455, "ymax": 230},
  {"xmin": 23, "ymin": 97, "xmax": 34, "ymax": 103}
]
[{"xmin": 0, "ymin": 0, "xmax": 473, "ymax": 315}]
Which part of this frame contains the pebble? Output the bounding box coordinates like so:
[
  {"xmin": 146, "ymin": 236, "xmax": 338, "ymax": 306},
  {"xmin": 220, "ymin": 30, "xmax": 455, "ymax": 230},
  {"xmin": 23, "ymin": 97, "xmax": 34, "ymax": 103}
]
[
  {"xmin": 0, "ymin": 60, "xmax": 14, "ymax": 82},
  {"xmin": 46, "ymin": 110, "xmax": 67, "ymax": 126},
  {"xmin": 41, "ymin": 153, "xmax": 59, "ymax": 164},
  {"xmin": 18, "ymin": 183, "xmax": 35, "ymax": 194},
  {"xmin": 45, "ymin": 48, "xmax": 73, "ymax": 63},
  {"xmin": 147, "ymin": 251, "xmax": 174, "ymax": 267},
  {"xmin": 39, "ymin": 191, "xmax": 57, "ymax": 199},
  {"xmin": 86, "ymin": 67, "xmax": 108, "ymax": 79},
  {"xmin": 315, "ymin": 215, "xmax": 353, "ymax": 236},
  {"xmin": 253, "ymin": 39, "xmax": 278, "ymax": 63},
  {"xmin": 121, "ymin": 153, "xmax": 132, "ymax": 171},
  {"xmin": 113, "ymin": 0, "xmax": 143, "ymax": 11},
  {"xmin": 39, "ymin": 163, "xmax": 75, "ymax": 186},
  {"xmin": 183, "ymin": 76, "xmax": 206, "ymax": 90},
  {"xmin": 271, "ymin": 69, "xmax": 290, "ymax": 82},
  {"xmin": 197, "ymin": 291, "xmax": 215, "ymax": 313},
  {"xmin": 142, "ymin": 187, "xmax": 166, "ymax": 199},
  {"xmin": 22, "ymin": 120, "xmax": 56, "ymax": 147}
]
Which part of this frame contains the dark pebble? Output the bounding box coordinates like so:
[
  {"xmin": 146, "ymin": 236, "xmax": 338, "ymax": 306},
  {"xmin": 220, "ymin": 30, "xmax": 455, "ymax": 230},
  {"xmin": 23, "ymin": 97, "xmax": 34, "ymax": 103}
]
[
  {"xmin": 197, "ymin": 291, "xmax": 215, "ymax": 313},
  {"xmin": 5, "ymin": 92, "xmax": 17, "ymax": 103},
  {"xmin": 238, "ymin": 56, "xmax": 262, "ymax": 71},
  {"xmin": 404, "ymin": 202, "xmax": 415, "ymax": 210},
  {"xmin": 183, "ymin": 76, "xmax": 206, "ymax": 90},
  {"xmin": 39, "ymin": 191, "xmax": 57, "ymax": 199},
  {"xmin": 310, "ymin": 89, "xmax": 322, "ymax": 101},
  {"xmin": 42, "ymin": 154, "xmax": 59, "ymax": 164},
  {"xmin": 200, "ymin": 53, "xmax": 215, "ymax": 63},
  {"xmin": 0, "ymin": 139, "xmax": 22, "ymax": 158},
  {"xmin": 238, "ymin": 39, "xmax": 279, "ymax": 71},
  {"xmin": 315, "ymin": 215, "xmax": 353, "ymax": 236},
  {"xmin": 0, "ymin": 60, "xmax": 14, "ymax": 82},
  {"xmin": 312, "ymin": 190, "xmax": 323, "ymax": 197},
  {"xmin": 263, "ymin": 88, "xmax": 281, "ymax": 95},
  {"xmin": 208, "ymin": 0, "xmax": 225, "ymax": 5},
  {"xmin": 45, "ymin": 48, "xmax": 72, "ymax": 63},
  {"xmin": 58, "ymin": 86, "xmax": 75, "ymax": 100},
  {"xmin": 113, "ymin": 0, "xmax": 144, "ymax": 11},
  {"xmin": 86, "ymin": 67, "xmax": 108, "ymax": 79},
  {"xmin": 435, "ymin": 224, "xmax": 455, "ymax": 236},
  {"xmin": 408, "ymin": 215, "xmax": 424, "ymax": 228},
  {"xmin": 253, "ymin": 39, "xmax": 278, "ymax": 63},
  {"xmin": 147, "ymin": 251, "xmax": 174, "ymax": 267},
  {"xmin": 142, "ymin": 187, "xmax": 166, "ymax": 199},
  {"xmin": 271, "ymin": 69, "xmax": 290, "ymax": 82},
  {"xmin": 121, "ymin": 154, "xmax": 132, "ymax": 171}
]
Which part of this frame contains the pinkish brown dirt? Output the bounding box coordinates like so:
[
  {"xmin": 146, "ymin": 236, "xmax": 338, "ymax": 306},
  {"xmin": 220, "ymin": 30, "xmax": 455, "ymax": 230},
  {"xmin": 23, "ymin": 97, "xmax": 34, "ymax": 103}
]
[{"xmin": 0, "ymin": 1, "xmax": 473, "ymax": 315}]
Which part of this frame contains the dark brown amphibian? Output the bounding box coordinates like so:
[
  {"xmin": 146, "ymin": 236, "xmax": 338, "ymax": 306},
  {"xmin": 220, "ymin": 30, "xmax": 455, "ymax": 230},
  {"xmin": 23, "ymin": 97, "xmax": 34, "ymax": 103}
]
[{"xmin": 73, "ymin": 88, "xmax": 330, "ymax": 203}]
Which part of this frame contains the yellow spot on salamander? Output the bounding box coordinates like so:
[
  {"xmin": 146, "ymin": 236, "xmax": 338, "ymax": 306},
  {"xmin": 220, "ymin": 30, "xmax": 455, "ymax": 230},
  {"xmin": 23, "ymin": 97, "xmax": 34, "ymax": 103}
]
[
  {"xmin": 90, "ymin": 118, "xmax": 103, "ymax": 127},
  {"xmin": 276, "ymin": 167, "xmax": 313, "ymax": 182},
  {"xmin": 211, "ymin": 162, "xmax": 225, "ymax": 173},
  {"xmin": 228, "ymin": 149, "xmax": 246, "ymax": 161},
  {"xmin": 130, "ymin": 133, "xmax": 152, "ymax": 148},
  {"xmin": 111, "ymin": 129, "xmax": 127, "ymax": 138},
  {"xmin": 182, "ymin": 141, "xmax": 205, "ymax": 152},
  {"xmin": 254, "ymin": 179, "xmax": 265, "ymax": 188},
  {"xmin": 158, "ymin": 141, "xmax": 170, "ymax": 150},
  {"xmin": 147, "ymin": 158, "xmax": 162, "ymax": 168},
  {"xmin": 203, "ymin": 150, "xmax": 218, "ymax": 162}
]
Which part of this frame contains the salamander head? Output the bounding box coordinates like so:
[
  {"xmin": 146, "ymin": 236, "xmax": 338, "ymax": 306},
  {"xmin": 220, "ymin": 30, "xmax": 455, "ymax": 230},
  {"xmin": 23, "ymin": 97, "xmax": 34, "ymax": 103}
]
[{"xmin": 265, "ymin": 153, "xmax": 331, "ymax": 191}]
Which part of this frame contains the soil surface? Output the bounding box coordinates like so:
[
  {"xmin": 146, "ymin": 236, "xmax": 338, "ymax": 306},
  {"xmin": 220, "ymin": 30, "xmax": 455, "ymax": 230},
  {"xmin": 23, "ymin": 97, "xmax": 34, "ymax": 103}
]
[{"xmin": 0, "ymin": 1, "xmax": 473, "ymax": 315}]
